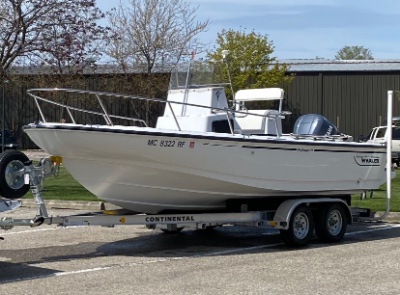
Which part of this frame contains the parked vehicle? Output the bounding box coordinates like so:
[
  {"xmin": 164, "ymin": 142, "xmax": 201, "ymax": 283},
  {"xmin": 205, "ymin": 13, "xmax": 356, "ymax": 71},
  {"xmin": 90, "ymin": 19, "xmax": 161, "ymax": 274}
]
[
  {"xmin": 0, "ymin": 130, "xmax": 18, "ymax": 150},
  {"xmin": 365, "ymin": 125, "xmax": 400, "ymax": 166}
]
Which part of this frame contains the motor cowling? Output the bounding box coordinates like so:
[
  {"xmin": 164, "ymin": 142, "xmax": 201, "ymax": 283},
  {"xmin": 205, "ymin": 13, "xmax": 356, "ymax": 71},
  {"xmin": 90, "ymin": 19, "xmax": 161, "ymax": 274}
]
[{"xmin": 293, "ymin": 114, "xmax": 341, "ymax": 136}]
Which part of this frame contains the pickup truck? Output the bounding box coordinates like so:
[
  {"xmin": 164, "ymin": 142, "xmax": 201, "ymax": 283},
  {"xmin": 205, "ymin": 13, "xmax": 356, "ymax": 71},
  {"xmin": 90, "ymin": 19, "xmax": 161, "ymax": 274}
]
[{"xmin": 365, "ymin": 125, "xmax": 400, "ymax": 166}]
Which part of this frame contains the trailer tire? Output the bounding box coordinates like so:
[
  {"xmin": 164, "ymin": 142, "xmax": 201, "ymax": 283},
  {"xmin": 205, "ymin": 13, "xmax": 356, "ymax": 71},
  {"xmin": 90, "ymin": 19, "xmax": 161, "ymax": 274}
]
[
  {"xmin": 0, "ymin": 150, "xmax": 30, "ymax": 199},
  {"xmin": 315, "ymin": 203, "xmax": 347, "ymax": 243},
  {"xmin": 280, "ymin": 205, "xmax": 314, "ymax": 247}
]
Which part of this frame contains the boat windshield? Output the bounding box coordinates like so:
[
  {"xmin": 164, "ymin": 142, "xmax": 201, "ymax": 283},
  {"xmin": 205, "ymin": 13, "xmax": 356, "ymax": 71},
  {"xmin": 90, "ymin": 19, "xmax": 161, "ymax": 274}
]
[{"xmin": 169, "ymin": 61, "xmax": 230, "ymax": 90}]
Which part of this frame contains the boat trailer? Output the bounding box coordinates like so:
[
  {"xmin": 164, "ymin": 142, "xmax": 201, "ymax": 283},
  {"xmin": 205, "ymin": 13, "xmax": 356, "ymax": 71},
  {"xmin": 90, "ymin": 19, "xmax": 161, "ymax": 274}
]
[{"xmin": 0, "ymin": 150, "xmax": 380, "ymax": 247}]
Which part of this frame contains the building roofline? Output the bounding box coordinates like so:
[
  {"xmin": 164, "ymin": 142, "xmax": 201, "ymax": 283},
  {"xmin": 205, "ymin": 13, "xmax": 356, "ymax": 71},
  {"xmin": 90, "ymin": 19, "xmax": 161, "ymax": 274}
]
[
  {"xmin": 279, "ymin": 59, "xmax": 400, "ymax": 72},
  {"xmin": 8, "ymin": 59, "xmax": 400, "ymax": 75}
]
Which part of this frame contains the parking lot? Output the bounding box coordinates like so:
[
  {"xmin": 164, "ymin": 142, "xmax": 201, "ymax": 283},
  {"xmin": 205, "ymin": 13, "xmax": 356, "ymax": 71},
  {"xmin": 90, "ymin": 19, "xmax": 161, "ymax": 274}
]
[{"xmin": 1, "ymin": 207, "xmax": 400, "ymax": 295}]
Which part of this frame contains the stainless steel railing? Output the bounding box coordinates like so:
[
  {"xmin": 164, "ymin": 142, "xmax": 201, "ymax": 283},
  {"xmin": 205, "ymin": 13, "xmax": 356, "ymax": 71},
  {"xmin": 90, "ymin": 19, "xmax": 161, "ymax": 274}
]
[{"xmin": 27, "ymin": 88, "xmax": 286, "ymax": 136}]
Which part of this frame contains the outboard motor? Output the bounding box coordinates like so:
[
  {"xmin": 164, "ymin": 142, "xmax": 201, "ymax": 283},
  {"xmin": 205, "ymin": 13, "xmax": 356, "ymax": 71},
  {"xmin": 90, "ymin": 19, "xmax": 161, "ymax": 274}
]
[{"xmin": 293, "ymin": 114, "xmax": 341, "ymax": 136}]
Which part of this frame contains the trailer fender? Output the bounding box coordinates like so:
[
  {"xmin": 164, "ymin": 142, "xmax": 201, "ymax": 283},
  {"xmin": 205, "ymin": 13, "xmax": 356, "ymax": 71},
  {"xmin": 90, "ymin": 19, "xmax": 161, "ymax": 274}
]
[{"xmin": 273, "ymin": 198, "xmax": 352, "ymax": 230}]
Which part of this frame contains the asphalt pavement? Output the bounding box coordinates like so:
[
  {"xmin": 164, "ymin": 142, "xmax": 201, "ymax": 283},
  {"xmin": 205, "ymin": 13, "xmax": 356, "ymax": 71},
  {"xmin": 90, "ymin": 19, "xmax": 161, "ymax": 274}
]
[{"xmin": 2, "ymin": 207, "xmax": 400, "ymax": 295}]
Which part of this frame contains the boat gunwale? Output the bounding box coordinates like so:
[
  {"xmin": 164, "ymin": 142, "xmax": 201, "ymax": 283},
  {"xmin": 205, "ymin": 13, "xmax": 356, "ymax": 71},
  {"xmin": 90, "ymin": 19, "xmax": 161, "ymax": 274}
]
[{"xmin": 22, "ymin": 122, "xmax": 387, "ymax": 153}]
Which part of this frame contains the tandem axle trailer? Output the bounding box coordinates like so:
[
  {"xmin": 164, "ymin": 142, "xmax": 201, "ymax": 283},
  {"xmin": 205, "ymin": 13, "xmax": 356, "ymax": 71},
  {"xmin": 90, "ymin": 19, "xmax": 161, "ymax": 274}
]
[{"xmin": 0, "ymin": 144, "xmax": 392, "ymax": 247}]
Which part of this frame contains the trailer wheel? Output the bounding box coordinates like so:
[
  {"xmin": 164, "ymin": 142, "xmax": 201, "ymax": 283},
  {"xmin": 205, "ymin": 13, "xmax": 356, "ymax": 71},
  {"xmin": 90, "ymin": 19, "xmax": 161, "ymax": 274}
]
[
  {"xmin": 315, "ymin": 203, "xmax": 347, "ymax": 243},
  {"xmin": 280, "ymin": 205, "xmax": 314, "ymax": 246},
  {"xmin": 0, "ymin": 150, "xmax": 30, "ymax": 199}
]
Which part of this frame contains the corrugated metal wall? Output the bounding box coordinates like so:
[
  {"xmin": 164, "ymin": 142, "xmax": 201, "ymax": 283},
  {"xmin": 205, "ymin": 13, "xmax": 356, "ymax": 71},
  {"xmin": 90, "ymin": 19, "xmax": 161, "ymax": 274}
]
[{"xmin": 286, "ymin": 71, "xmax": 400, "ymax": 138}]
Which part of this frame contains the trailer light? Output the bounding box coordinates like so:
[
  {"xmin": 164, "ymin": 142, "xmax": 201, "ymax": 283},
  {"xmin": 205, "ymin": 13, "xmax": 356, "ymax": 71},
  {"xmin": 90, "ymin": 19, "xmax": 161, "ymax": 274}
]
[{"xmin": 49, "ymin": 155, "xmax": 63, "ymax": 164}]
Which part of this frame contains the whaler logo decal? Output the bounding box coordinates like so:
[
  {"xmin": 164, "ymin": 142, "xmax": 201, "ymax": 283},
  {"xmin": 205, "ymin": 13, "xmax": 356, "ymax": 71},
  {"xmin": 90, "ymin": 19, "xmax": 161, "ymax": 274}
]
[{"xmin": 354, "ymin": 155, "xmax": 381, "ymax": 166}]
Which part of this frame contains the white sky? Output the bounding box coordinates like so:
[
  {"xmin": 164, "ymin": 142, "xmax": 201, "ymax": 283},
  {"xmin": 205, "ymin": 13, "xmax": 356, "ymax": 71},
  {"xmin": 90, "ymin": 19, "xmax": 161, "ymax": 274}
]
[{"xmin": 96, "ymin": 0, "xmax": 400, "ymax": 60}]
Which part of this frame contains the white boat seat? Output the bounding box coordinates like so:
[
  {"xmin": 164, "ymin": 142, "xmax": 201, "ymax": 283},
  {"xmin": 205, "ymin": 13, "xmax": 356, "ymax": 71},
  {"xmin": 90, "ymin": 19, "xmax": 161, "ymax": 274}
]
[
  {"xmin": 235, "ymin": 109, "xmax": 282, "ymax": 135},
  {"xmin": 234, "ymin": 88, "xmax": 284, "ymax": 135}
]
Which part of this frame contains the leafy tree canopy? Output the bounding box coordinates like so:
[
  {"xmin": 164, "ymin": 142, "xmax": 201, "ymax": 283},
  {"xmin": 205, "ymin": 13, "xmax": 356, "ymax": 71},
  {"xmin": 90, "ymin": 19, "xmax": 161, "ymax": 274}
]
[
  {"xmin": 335, "ymin": 45, "xmax": 374, "ymax": 60},
  {"xmin": 207, "ymin": 29, "xmax": 293, "ymax": 99}
]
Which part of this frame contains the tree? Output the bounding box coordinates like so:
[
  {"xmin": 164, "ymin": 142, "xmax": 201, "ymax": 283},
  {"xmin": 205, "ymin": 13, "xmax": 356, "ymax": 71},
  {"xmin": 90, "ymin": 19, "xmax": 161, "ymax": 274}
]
[
  {"xmin": 105, "ymin": 0, "xmax": 209, "ymax": 74},
  {"xmin": 0, "ymin": 0, "xmax": 109, "ymax": 77},
  {"xmin": 335, "ymin": 46, "xmax": 374, "ymax": 60},
  {"xmin": 30, "ymin": 1, "xmax": 109, "ymax": 75},
  {"xmin": 207, "ymin": 29, "xmax": 293, "ymax": 99},
  {"xmin": 0, "ymin": 0, "xmax": 109, "ymax": 143}
]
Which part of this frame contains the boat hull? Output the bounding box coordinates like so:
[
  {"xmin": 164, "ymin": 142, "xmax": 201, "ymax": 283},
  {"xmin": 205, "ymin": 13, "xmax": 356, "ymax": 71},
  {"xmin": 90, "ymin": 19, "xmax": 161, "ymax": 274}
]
[{"xmin": 23, "ymin": 124, "xmax": 388, "ymax": 214}]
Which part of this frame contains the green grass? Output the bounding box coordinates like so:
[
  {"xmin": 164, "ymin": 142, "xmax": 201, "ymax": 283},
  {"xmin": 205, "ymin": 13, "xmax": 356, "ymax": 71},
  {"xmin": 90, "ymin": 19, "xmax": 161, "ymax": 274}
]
[
  {"xmin": 26, "ymin": 164, "xmax": 400, "ymax": 211},
  {"xmin": 351, "ymin": 172, "xmax": 400, "ymax": 212},
  {"xmin": 28, "ymin": 165, "xmax": 98, "ymax": 201}
]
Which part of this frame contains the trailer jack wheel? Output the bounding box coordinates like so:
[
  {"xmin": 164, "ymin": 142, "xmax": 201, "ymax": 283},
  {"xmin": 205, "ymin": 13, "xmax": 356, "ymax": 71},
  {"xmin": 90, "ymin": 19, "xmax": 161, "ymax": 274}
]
[
  {"xmin": 0, "ymin": 150, "xmax": 30, "ymax": 199},
  {"xmin": 280, "ymin": 205, "xmax": 314, "ymax": 247}
]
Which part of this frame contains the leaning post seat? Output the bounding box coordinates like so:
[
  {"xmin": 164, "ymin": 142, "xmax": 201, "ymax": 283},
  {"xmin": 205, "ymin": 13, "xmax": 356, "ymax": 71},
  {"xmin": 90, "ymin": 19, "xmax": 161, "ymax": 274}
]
[{"xmin": 234, "ymin": 88, "xmax": 285, "ymax": 135}]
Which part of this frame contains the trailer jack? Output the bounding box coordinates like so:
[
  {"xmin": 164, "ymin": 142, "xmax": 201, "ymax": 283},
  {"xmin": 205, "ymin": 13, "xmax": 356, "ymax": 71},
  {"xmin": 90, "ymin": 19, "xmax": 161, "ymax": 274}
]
[{"xmin": 0, "ymin": 154, "xmax": 59, "ymax": 231}]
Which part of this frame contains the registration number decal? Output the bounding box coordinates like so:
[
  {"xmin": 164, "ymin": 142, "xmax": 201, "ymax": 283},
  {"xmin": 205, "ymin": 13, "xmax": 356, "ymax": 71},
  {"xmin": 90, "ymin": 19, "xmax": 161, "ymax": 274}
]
[{"xmin": 147, "ymin": 139, "xmax": 187, "ymax": 148}]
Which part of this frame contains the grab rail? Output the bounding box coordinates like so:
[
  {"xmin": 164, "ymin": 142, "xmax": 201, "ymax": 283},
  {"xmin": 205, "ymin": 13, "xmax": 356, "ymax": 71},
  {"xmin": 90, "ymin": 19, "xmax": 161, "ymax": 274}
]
[
  {"xmin": 26, "ymin": 88, "xmax": 287, "ymax": 136},
  {"xmin": 28, "ymin": 88, "xmax": 149, "ymax": 127}
]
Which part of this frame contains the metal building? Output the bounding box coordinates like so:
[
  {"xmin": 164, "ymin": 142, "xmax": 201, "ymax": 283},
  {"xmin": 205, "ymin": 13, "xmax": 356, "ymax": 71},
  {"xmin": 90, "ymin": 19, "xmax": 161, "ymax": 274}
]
[
  {"xmin": 283, "ymin": 59, "xmax": 400, "ymax": 139},
  {"xmin": 6, "ymin": 59, "xmax": 400, "ymax": 149}
]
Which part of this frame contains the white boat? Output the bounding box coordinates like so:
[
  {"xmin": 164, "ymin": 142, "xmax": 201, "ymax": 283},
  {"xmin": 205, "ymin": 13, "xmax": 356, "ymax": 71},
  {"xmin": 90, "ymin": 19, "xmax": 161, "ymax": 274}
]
[{"xmin": 22, "ymin": 62, "xmax": 389, "ymax": 214}]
